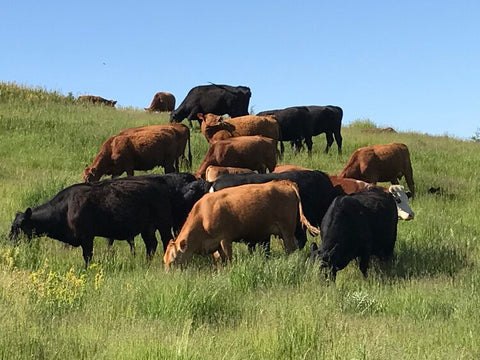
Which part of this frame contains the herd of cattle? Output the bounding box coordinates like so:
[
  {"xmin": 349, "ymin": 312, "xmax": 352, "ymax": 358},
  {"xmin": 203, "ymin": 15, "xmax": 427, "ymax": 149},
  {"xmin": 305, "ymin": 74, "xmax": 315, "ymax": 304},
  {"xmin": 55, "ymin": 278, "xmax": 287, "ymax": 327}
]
[{"xmin": 9, "ymin": 84, "xmax": 416, "ymax": 281}]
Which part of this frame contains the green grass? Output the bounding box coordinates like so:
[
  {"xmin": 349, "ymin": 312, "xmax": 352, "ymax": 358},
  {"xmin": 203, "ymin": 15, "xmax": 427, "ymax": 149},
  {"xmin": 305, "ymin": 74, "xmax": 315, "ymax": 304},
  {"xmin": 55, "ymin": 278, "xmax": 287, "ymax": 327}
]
[{"xmin": 1, "ymin": 82, "xmax": 479, "ymax": 359}]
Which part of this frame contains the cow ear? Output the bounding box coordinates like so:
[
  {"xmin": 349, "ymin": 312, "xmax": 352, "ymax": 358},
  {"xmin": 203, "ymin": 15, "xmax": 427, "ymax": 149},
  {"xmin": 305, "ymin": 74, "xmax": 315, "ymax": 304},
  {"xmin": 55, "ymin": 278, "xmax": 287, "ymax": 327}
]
[
  {"xmin": 25, "ymin": 207, "xmax": 32, "ymax": 219},
  {"xmin": 197, "ymin": 113, "xmax": 204, "ymax": 121},
  {"xmin": 179, "ymin": 239, "xmax": 187, "ymax": 252}
]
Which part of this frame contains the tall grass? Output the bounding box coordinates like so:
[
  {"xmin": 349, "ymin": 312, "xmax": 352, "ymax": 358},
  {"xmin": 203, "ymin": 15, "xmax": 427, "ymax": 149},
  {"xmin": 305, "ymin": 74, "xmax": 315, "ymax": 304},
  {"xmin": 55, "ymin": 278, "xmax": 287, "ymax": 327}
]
[{"xmin": 1, "ymin": 82, "xmax": 479, "ymax": 359}]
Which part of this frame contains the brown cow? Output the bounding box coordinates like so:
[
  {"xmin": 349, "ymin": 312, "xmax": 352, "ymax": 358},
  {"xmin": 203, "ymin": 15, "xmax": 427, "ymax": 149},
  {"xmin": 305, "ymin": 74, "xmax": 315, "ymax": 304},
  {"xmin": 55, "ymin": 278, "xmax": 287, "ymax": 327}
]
[
  {"xmin": 338, "ymin": 143, "xmax": 415, "ymax": 197},
  {"xmin": 205, "ymin": 165, "xmax": 255, "ymax": 182},
  {"xmin": 273, "ymin": 164, "xmax": 312, "ymax": 173},
  {"xmin": 119, "ymin": 123, "xmax": 192, "ymax": 170},
  {"xmin": 78, "ymin": 95, "xmax": 117, "ymax": 107},
  {"xmin": 198, "ymin": 113, "xmax": 280, "ymax": 144},
  {"xmin": 83, "ymin": 127, "xmax": 179, "ymax": 182},
  {"xmin": 163, "ymin": 180, "xmax": 320, "ymax": 268},
  {"xmin": 195, "ymin": 136, "xmax": 277, "ymax": 179},
  {"xmin": 145, "ymin": 92, "xmax": 176, "ymax": 112}
]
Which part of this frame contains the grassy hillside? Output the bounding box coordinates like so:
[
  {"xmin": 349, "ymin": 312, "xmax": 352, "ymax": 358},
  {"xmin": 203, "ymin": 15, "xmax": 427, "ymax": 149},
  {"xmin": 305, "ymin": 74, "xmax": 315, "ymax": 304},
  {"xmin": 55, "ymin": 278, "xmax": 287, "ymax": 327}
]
[{"xmin": 0, "ymin": 82, "xmax": 479, "ymax": 359}]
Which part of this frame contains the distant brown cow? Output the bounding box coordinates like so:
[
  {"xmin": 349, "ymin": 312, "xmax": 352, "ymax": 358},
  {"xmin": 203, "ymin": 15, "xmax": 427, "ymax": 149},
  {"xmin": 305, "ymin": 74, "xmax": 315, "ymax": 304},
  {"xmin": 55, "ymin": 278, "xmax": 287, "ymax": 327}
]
[
  {"xmin": 198, "ymin": 113, "xmax": 280, "ymax": 144},
  {"xmin": 83, "ymin": 127, "xmax": 181, "ymax": 182},
  {"xmin": 145, "ymin": 92, "xmax": 176, "ymax": 112},
  {"xmin": 205, "ymin": 165, "xmax": 255, "ymax": 182},
  {"xmin": 163, "ymin": 180, "xmax": 320, "ymax": 268},
  {"xmin": 195, "ymin": 136, "xmax": 277, "ymax": 179},
  {"xmin": 78, "ymin": 95, "xmax": 117, "ymax": 107},
  {"xmin": 339, "ymin": 143, "xmax": 415, "ymax": 197}
]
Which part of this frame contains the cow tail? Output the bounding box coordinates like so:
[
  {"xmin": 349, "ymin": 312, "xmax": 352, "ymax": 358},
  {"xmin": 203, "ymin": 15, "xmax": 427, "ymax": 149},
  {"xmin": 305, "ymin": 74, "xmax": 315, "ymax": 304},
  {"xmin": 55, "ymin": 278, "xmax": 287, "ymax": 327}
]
[
  {"xmin": 187, "ymin": 129, "xmax": 192, "ymax": 169},
  {"xmin": 287, "ymin": 181, "xmax": 320, "ymax": 237}
]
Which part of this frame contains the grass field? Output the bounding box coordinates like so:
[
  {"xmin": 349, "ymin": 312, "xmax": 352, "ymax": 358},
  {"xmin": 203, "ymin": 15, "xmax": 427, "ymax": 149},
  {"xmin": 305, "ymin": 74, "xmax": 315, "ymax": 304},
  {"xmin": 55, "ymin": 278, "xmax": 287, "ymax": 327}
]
[{"xmin": 0, "ymin": 82, "xmax": 479, "ymax": 359}]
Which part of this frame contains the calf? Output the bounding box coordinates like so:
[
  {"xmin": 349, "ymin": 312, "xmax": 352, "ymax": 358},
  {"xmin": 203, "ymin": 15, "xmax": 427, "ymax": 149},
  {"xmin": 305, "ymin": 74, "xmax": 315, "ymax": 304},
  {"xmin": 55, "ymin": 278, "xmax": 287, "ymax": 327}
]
[
  {"xmin": 198, "ymin": 113, "xmax": 280, "ymax": 145},
  {"xmin": 9, "ymin": 177, "xmax": 174, "ymax": 266},
  {"xmin": 195, "ymin": 136, "xmax": 277, "ymax": 179},
  {"xmin": 310, "ymin": 188, "xmax": 398, "ymax": 280},
  {"xmin": 339, "ymin": 143, "xmax": 415, "ymax": 197},
  {"xmin": 164, "ymin": 180, "xmax": 319, "ymax": 268}
]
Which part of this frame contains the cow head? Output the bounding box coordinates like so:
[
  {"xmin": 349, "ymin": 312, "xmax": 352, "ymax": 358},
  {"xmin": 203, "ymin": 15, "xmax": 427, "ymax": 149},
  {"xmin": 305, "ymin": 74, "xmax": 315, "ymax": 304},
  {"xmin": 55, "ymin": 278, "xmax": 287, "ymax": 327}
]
[
  {"xmin": 163, "ymin": 239, "xmax": 188, "ymax": 270},
  {"xmin": 9, "ymin": 208, "xmax": 34, "ymax": 242},
  {"xmin": 82, "ymin": 165, "xmax": 99, "ymax": 183},
  {"xmin": 108, "ymin": 100, "xmax": 117, "ymax": 107},
  {"xmin": 389, "ymin": 185, "xmax": 415, "ymax": 220}
]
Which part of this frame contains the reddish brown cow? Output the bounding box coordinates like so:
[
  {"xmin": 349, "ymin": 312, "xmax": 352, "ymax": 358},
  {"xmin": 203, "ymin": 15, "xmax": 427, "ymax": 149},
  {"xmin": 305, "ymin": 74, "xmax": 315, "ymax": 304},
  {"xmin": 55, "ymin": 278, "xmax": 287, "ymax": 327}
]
[
  {"xmin": 339, "ymin": 143, "xmax": 415, "ymax": 197},
  {"xmin": 198, "ymin": 113, "xmax": 280, "ymax": 144},
  {"xmin": 119, "ymin": 123, "xmax": 192, "ymax": 170},
  {"xmin": 145, "ymin": 92, "xmax": 176, "ymax": 112},
  {"xmin": 163, "ymin": 180, "xmax": 320, "ymax": 268},
  {"xmin": 83, "ymin": 127, "xmax": 180, "ymax": 182},
  {"xmin": 78, "ymin": 95, "xmax": 117, "ymax": 107},
  {"xmin": 205, "ymin": 165, "xmax": 255, "ymax": 182},
  {"xmin": 195, "ymin": 136, "xmax": 277, "ymax": 179}
]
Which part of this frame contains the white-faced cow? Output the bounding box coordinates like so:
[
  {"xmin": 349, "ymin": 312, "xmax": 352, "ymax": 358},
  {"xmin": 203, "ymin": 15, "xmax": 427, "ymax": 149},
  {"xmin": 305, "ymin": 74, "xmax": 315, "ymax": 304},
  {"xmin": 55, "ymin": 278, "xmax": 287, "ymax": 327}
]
[{"xmin": 310, "ymin": 187, "xmax": 398, "ymax": 281}]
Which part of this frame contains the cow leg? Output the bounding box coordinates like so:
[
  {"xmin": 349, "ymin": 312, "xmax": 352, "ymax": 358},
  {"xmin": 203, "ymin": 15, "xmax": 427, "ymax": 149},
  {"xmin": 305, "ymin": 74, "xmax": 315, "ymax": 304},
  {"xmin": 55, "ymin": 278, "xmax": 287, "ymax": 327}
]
[
  {"xmin": 81, "ymin": 238, "xmax": 94, "ymax": 267},
  {"xmin": 127, "ymin": 237, "xmax": 136, "ymax": 256},
  {"xmin": 219, "ymin": 240, "xmax": 233, "ymax": 262},
  {"xmin": 358, "ymin": 254, "xmax": 370, "ymax": 278},
  {"xmin": 164, "ymin": 162, "xmax": 176, "ymax": 174},
  {"xmin": 158, "ymin": 224, "xmax": 174, "ymax": 252},
  {"xmin": 333, "ymin": 131, "xmax": 343, "ymax": 154},
  {"xmin": 294, "ymin": 225, "xmax": 307, "ymax": 250},
  {"xmin": 324, "ymin": 133, "xmax": 334, "ymax": 153},
  {"xmin": 304, "ymin": 137, "xmax": 313, "ymax": 155},
  {"xmin": 280, "ymin": 141, "xmax": 285, "ymax": 155},
  {"xmin": 141, "ymin": 229, "xmax": 158, "ymax": 261}
]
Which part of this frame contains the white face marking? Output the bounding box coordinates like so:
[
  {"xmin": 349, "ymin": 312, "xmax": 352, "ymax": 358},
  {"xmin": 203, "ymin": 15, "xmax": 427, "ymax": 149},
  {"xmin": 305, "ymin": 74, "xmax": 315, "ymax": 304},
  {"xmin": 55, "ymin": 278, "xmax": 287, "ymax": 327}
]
[
  {"xmin": 389, "ymin": 185, "xmax": 414, "ymax": 220},
  {"xmin": 209, "ymin": 186, "xmax": 215, "ymax": 193}
]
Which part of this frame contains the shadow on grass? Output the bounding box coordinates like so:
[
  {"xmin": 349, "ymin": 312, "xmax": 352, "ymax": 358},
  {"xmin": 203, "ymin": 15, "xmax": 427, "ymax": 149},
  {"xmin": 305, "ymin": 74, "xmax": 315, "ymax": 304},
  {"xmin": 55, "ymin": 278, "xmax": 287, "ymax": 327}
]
[{"xmin": 378, "ymin": 240, "xmax": 469, "ymax": 279}]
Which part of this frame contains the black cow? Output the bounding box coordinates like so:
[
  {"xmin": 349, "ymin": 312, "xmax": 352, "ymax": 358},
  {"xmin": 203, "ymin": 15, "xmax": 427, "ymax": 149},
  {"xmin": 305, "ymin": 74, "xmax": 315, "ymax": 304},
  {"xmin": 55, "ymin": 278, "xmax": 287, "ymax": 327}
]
[
  {"xmin": 310, "ymin": 187, "xmax": 398, "ymax": 281},
  {"xmin": 211, "ymin": 170, "xmax": 337, "ymax": 253},
  {"xmin": 257, "ymin": 106, "xmax": 313, "ymax": 154},
  {"xmin": 308, "ymin": 105, "xmax": 343, "ymax": 154},
  {"xmin": 170, "ymin": 84, "xmax": 251, "ymax": 127},
  {"xmin": 9, "ymin": 177, "xmax": 174, "ymax": 266},
  {"xmin": 105, "ymin": 173, "xmax": 200, "ymax": 251}
]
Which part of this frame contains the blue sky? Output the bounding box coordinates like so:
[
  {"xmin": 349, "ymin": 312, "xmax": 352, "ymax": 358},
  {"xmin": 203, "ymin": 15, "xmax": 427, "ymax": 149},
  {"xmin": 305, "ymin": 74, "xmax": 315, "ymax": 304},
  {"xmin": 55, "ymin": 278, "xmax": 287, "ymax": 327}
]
[{"xmin": 2, "ymin": 1, "xmax": 479, "ymax": 139}]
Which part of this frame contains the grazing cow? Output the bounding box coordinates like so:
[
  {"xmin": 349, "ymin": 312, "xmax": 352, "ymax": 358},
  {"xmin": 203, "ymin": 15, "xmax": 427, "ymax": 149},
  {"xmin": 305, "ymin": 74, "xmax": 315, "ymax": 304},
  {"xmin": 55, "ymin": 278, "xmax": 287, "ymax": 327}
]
[
  {"xmin": 164, "ymin": 180, "xmax": 320, "ymax": 268},
  {"xmin": 205, "ymin": 165, "xmax": 255, "ymax": 182},
  {"xmin": 257, "ymin": 106, "xmax": 313, "ymax": 154},
  {"xmin": 9, "ymin": 177, "xmax": 174, "ymax": 266},
  {"xmin": 145, "ymin": 92, "xmax": 176, "ymax": 112},
  {"xmin": 307, "ymin": 105, "xmax": 343, "ymax": 154},
  {"xmin": 310, "ymin": 187, "xmax": 398, "ymax": 280},
  {"xmin": 210, "ymin": 170, "xmax": 337, "ymax": 252},
  {"xmin": 83, "ymin": 125, "xmax": 189, "ymax": 182},
  {"xmin": 170, "ymin": 84, "xmax": 251, "ymax": 127},
  {"xmin": 78, "ymin": 95, "xmax": 117, "ymax": 107},
  {"xmin": 198, "ymin": 113, "xmax": 280, "ymax": 145},
  {"xmin": 339, "ymin": 143, "xmax": 415, "ymax": 197},
  {"xmin": 195, "ymin": 136, "xmax": 277, "ymax": 179},
  {"xmin": 120, "ymin": 123, "xmax": 192, "ymax": 171},
  {"xmin": 329, "ymin": 175, "xmax": 414, "ymax": 220}
]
